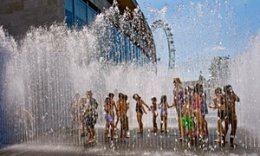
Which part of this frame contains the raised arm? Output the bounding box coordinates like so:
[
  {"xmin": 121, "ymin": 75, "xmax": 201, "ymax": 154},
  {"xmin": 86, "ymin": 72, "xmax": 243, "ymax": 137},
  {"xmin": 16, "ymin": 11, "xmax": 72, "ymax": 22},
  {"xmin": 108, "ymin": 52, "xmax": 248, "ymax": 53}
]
[
  {"xmin": 116, "ymin": 101, "xmax": 120, "ymax": 112},
  {"xmin": 112, "ymin": 101, "xmax": 117, "ymax": 111},
  {"xmin": 104, "ymin": 103, "xmax": 108, "ymax": 112},
  {"xmin": 209, "ymin": 98, "xmax": 217, "ymax": 109},
  {"xmin": 94, "ymin": 99, "xmax": 98, "ymax": 109},
  {"xmin": 126, "ymin": 101, "xmax": 129, "ymax": 110},
  {"xmin": 234, "ymin": 93, "xmax": 240, "ymax": 102},
  {"xmin": 142, "ymin": 100, "xmax": 151, "ymax": 111},
  {"xmin": 167, "ymin": 102, "xmax": 174, "ymax": 108},
  {"xmin": 158, "ymin": 102, "xmax": 162, "ymax": 109}
]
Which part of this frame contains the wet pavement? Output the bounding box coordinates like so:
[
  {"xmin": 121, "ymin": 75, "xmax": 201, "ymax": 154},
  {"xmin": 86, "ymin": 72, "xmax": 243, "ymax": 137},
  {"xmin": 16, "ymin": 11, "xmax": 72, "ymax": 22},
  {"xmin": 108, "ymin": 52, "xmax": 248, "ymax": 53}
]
[{"xmin": 0, "ymin": 128, "xmax": 259, "ymax": 156}]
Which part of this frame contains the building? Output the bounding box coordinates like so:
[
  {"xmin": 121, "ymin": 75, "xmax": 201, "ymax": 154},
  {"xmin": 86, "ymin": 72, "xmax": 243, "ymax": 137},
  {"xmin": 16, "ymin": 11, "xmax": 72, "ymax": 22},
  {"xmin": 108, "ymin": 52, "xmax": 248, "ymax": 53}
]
[
  {"xmin": 0, "ymin": 0, "xmax": 156, "ymax": 64},
  {"xmin": 209, "ymin": 56, "xmax": 230, "ymax": 86},
  {"xmin": 0, "ymin": 0, "xmax": 156, "ymax": 146}
]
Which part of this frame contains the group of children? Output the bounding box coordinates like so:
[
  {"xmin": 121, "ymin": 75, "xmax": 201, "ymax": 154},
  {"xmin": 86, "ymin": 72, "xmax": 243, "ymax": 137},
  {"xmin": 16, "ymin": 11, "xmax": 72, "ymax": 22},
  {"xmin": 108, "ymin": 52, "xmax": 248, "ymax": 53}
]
[
  {"xmin": 209, "ymin": 84, "xmax": 240, "ymax": 148},
  {"xmin": 149, "ymin": 78, "xmax": 240, "ymax": 148},
  {"xmin": 104, "ymin": 93, "xmax": 130, "ymax": 140},
  {"xmin": 146, "ymin": 78, "xmax": 209, "ymax": 144},
  {"xmin": 70, "ymin": 78, "xmax": 240, "ymax": 148}
]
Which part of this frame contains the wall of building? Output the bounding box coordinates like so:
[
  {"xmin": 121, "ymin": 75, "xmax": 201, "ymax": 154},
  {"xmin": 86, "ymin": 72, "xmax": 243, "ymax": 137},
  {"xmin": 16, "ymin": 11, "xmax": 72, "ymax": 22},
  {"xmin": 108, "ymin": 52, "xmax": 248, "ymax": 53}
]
[
  {"xmin": 106, "ymin": 26, "xmax": 150, "ymax": 64},
  {"xmin": 88, "ymin": 0, "xmax": 111, "ymax": 11},
  {"xmin": 65, "ymin": 0, "xmax": 103, "ymax": 27},
  {"xmin": 0, "ymin": 0, "xmax": 155, "ymax": 62},
  {"xmin": 0, "ymin": 0, "xmax": 64, "ymax": 38}
]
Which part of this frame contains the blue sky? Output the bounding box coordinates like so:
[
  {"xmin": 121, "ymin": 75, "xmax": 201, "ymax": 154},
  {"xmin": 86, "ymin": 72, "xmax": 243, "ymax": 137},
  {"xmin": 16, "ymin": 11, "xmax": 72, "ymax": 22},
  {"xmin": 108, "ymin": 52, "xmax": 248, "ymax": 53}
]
[{"xmin": 137, "ymin": 0, "xmax": 260, "ymax": 80}]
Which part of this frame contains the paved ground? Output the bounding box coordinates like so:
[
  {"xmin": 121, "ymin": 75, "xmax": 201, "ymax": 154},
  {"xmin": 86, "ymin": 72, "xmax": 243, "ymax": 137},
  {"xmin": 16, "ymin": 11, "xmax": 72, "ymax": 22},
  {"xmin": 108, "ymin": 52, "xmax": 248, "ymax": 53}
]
[{"xmin": 0, "ymin": 128, "xmax": 259, "ymax": 156}]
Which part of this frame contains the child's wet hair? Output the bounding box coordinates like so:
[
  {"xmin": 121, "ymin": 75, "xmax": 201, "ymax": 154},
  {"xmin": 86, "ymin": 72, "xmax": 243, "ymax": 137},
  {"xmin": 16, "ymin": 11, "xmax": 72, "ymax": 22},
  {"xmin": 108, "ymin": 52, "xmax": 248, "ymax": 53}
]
[
  {"xmin": 104, "ymin": 97, "xmax": 109, "ymax": 103},
  {"xmin": 161, "ymin": 95, "xmax": 167, "ymax": 103},
  {"xmin": 133, "ymin": 93, "xmax": 140, "ymax": 100},
  {"xmin": 151, "ymin": 97, "xmax": 157, "ymax": 102},
  {"xmin": 119, "ymin": 93, "xmax": 124, "ymax": 98},
  {"xmin": 215, "ymin": 87, "xmax": 222, "ymax": 94},
  {"xmin": 124, "ymin": 94, "xmax": 128, "ymax": 100},
  {"xmin": 108, "ymin": 93, "xmax": 114, "ymax": 98}
]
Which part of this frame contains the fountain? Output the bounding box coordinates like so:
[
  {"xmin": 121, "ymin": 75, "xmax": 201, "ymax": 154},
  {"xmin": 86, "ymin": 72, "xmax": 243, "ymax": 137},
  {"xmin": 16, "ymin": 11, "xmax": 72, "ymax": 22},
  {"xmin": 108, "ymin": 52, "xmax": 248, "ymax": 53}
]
[
  {"xmin": 0, "ymin": 4, "xmax": 174, "ymax": 147},
  {"xmin": 229, "ymin": 33, "xmax": 260, "ymax": 149},
  {"xmin": 0, "ymin": 2, "xmax": 259, "ymax": 155}
]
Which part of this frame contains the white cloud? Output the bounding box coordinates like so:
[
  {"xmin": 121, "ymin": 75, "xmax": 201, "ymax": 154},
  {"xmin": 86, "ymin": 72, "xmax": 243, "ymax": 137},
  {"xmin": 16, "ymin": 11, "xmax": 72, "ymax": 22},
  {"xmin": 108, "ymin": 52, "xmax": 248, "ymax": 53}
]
[{"xmin": 211, "ymin": 45, "xmax": 226, "ymax": 51}]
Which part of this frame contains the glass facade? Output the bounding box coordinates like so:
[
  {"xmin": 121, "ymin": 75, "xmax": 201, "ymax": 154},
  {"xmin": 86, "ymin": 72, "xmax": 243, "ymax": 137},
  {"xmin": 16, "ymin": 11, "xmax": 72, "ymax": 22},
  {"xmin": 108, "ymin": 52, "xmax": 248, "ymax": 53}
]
[
  {"xmin": 75, "ymin": 0, "xmax": 87, "ymax": 26},
  {"xmin": 106, "ymin": 26, "xmax": 150, "ymax": 65},
  {"xmin": 65, "ymin": 0, "xmax": 98, "ymax": 27},
  {"xmin": 64, "ymin": 0, "xmax": 151, "ymax": 65},
  {"xmin": 87, "ymin": 5, "xmax": 97, "ymax": 24},
  {"xmin": 64, "ymin": 0, "xmax": 74, "ymax": 27}
]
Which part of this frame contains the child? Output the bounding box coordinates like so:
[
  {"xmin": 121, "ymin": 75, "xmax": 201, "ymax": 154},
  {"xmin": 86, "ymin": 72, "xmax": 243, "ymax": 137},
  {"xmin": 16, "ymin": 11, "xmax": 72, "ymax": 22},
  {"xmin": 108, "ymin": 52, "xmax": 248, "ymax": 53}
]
[
  {"xmin": 159, "ymin": 95, "xmax": 173, "ymax": 133},
  {"xmin": 209, "ymin": 87, "xmax": 226, "ymax": 145},
  {"xmin": 123, "ymin": 94, "xmax": 130, "ymax": 138},
  {"xmin": 108, "ymin": 93, "xmax": 116, "ymax": 124},
  {"xmin": 83, "ymin": 90, "xmax": 98, "ymax": 144},
  {"xmin": 117, "ymin": 93, "xmax": 128, "ymax": 139},
  {"xmin": 223, "ymin": 85, "xmax": 240, "ymax": 148},
  {"xmin": 115, "ymin": 93, "xmax": 122, "ymax": 129},
  {"xmin": 182, "ymin": 87, "xmax": 194, "ymax": 140},
  {"xmin": 198, "ymin": 84, "xmax": 209, "ymax": 138},
  {"xmin": 192, "ymin": 85, "xmax": 203, "ymax": 139},
  {"xmin": 104, "ymin": 97, "xmax": 115, "ymax": 141},
  {"xmin": 133, "ymin": 94, "xmax": 150, "ymax": 134},
  {"xmin": 173, "ymin": 78, "xmax": 184, "ymax": 139},
  {"xmin": 150, "ymin": 97, "xmax": 158, "ymax": 133}
]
